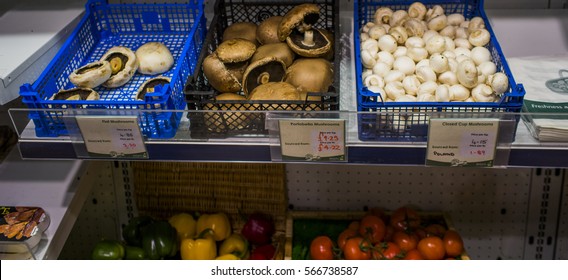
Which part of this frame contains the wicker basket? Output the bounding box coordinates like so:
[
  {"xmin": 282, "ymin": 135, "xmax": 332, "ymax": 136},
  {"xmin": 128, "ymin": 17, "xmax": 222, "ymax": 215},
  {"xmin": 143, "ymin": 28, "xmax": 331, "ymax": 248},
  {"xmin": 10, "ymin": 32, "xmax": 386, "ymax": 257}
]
[{"xmin": 131, "ymin": 162, "xmax": 288, "ymax": 259}]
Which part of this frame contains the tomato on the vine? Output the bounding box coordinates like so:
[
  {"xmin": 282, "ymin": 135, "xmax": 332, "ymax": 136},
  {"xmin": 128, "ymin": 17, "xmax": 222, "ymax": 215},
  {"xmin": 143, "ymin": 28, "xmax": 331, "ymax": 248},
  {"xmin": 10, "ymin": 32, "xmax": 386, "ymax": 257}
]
[
  {"xmin": 337, "ymin": 228, "xmax": 358, "ymax": 250},
  {"xmin": 403, "ymin": 249, "xmax": 424, "ymax": 260},
  {"xmin": 373, "ymin": 242, "xmax": 402, "ymax": 260},
  {"xmin": 383, "ymin": 225, "xmax": 395, "ymax": 242},
  {"xmin": 343, "ymin": 237, "xmax": 371, "ymax": 260},
  {"xmin": 417, "ymin": 236, "xmax": 445, "ymax": 260},
  {"xmin": 390, "ymin": 207, "xmax": 421, "ymax": 231},
  {"xmin": 348, "ymin": 221, "xmax": 360, "ymax": 231},
  {"xmin": 425, "ymin": 223, "xmax": 447, "ymax": 238},
  {"xmin": 366, "ymin": 207, "xmax": 388, "ymax": 222},
  {"xmin": 358, "ymin": 215, "xmax": 386, "ymax": 244},
  {"xmin": 443, "ymin": 230, "xmax": 465, "ymax": 257},
  {"xmin": 392, "ymin": 230, "xmax": 419, "ymax": 252},
  {"xmin": 310, "ymin": 235, "xmax": 335, "ymax": 260}
]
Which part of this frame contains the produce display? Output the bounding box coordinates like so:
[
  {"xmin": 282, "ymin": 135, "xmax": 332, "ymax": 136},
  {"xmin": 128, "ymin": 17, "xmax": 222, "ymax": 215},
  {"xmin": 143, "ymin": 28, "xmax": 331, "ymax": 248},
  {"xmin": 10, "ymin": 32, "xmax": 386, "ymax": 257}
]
[
  {"xmin": 289, "ymin": 207, "xmax": 468, "ymax": 260},
  {"xmin": 54, "ymin": 42, "xmax": 174, "ymax": 102},
  {"xmin": 202, "ymin": 3, "xmax": 334, "ymax": 104},
  {"xmin": 359, "ymin": 2, "xmax": 509, "ymax": 103},
  {"xmin": 90, "ymin": 211, "xmax": 279, "ymax": 260}
]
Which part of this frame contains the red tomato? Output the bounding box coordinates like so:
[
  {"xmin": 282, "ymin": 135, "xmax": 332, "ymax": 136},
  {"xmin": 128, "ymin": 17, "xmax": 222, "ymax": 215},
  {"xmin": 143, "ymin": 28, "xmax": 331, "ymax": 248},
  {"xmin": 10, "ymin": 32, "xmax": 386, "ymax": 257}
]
[
  {"xmin": 383, "ymin": 225, "xmax": 395, "ymax": 242},
  {"xmin": 390, "ymin": 207, "xmax": 421, "ymax": 231},
  {"xmin": 373, "ymin": 242, "xmax": 402, "ymax": 260},
  {"xmin": 337, "ymin": 228, "xmax": 358, "ymax": 250},
  {"xmin": 425, "ymin": 223, "xmax": 447, "ymax": 238},
  {"xmin": 343, "ymin": 237, "xmax": 371, "ymax": 260},
  {"xmin": 310, "ymin": 236, "xmax": 335, "ymax": 260},
  {"xmin": 358, "ymin": 215, "xmax": 386, "ymax": 244},
  {"xmin": 392, "ymin": 230, "xmax": 419, "ymax": 252},
  {"xmin": 348, "ymin": 221, "xmax": 360, "ymax": 231},
  {"xmin": 417, "ymin": 236, "xmax": 445, "ymax": 260},
  {"xmin": 414, "ymin": 227, "xmax": 428, "ymax": 240},
  {"xmin": 443, "ymin": 230, "xmax": 465, "ymax": 257},
  {"xmin": 403, "ymin": 249, "xmax": 424, "ymax": 260}
]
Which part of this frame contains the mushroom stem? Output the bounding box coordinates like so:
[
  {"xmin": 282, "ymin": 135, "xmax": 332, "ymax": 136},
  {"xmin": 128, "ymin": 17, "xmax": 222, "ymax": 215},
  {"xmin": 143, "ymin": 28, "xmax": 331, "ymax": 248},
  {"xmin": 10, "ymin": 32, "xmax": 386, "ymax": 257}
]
[
  {"xmin": 302, "ymin": 29, "xmax": 315, "ymax": 47},
  {"xmin": 258, "ymin": 72, "xmax": 271, "ymax": 85}
]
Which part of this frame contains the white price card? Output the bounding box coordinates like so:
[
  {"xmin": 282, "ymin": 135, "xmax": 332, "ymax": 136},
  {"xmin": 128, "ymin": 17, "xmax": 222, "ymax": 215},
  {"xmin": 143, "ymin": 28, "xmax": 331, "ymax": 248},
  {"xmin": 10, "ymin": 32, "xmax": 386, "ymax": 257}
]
[
  {"xmin": 279, "ymin": 119, "xmax": 346, "ymax": 162},
  {"xmin": 426, "ymin": 118, "xmax": 499, "ymax": 167},
  {"xmin": 76, "ymin": 116, "xmax": 148, "ymax": 158}
]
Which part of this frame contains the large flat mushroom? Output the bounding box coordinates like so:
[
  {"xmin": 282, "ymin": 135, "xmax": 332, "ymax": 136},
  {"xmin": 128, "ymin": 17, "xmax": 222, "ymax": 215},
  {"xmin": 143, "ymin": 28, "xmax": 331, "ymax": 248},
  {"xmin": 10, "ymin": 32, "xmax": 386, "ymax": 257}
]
[
  {"xmin": 223, "ymin": 22, "xmax": 258, "ymax": 46},
  {"xmin": 68, "ymin": 61, "xmax": 112, "ymax": 89},
  {"xmin": 100, "ymin": 46, "xmax": 139, "ymax": 88},
  {"xmin": 50, "ymin": 88, "xmax": 100, "ymax": 101},
  {"xmin": 202, "ymin": 53, "xmax": 242, "ymax": 93},
  {"xmin": 242, "ymin": 56, "xmax": 287, "ymax": 98},
  {"xmin": 277, "ymin": 4, "xmax": 331, "ymax": 58},
  {"xmin": 285, "ymin": 58, "xmax": 333, "ymax": 101}
]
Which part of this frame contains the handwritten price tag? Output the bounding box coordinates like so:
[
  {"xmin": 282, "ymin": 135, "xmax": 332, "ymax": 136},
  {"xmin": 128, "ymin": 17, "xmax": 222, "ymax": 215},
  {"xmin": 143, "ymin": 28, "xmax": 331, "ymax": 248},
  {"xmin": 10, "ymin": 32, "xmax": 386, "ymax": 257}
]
[
  {"xmin": 76, "ymin": 116, "xmax": 148, "ymax": 158},
  {"xmin": 426, "ymin": 119, "xmax": 499, "ymax": 167},
  {"xmin": 279, "ymin": 119, "xmax": 346, "ymax": 162}
]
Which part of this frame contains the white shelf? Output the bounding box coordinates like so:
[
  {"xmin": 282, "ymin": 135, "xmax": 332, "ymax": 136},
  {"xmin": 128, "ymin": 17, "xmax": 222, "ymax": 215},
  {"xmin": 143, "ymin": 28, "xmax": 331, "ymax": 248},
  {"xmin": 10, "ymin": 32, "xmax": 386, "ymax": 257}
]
[{"xmin": 0, "ymin": 147, "xmax": 89, "ymax": 259}]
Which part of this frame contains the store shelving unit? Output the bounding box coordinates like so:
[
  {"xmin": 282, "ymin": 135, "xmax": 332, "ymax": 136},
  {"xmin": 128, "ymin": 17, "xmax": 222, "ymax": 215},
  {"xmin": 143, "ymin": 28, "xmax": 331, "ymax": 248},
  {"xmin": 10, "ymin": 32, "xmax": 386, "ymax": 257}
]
[{"xmin": 1, "ymin": 0, "xmax": 567, "ymax": 260}]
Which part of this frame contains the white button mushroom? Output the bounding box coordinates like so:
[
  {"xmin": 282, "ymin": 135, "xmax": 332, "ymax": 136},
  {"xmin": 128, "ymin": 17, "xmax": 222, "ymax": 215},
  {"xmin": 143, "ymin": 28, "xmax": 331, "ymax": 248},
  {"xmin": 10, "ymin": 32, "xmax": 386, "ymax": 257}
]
[
  {"xmin": 368, "ymin": 25, "xmax": 388, "ymax": 40},
  {"xmin": 408, "ymin": 2, "xmax": 427, "ymax": 20},
  {"xmin": 454, "ymin": 38, "xmax": 472, "ymax": 50},
  {"xmin": 448, "ymin": 57, "xmax": 459, "ymax": 73},
  {"xmin": 449, "ymin": 84, "xmax": 470, "ymax": 101},
  {"xmin": 407, "ymin": 47, "xmax": 429, "ymax": 62},
  {"xmin": 416, "ymin": 66, "xmax": 437, "ymax": 83},
  {"xmin": 430, "ymin": 53, "xmax": 450, "ymax": 74},
  {"xmin": 136, "ymin": 42, "xmax": 174, "ymax": 75},
  {"xmin": 442, "ymin": 50, "xmax": 456, "ymax": 59},
  {"xmin": 393, "ymin": 46, "xmax": 408, "ymax": 58},
  {"xmin": 404, "ymin": 18, "xmax": 427, "ymax": 37},
  {"xmin": 425, "ymin": 35, "xmax": 446, "ymax": 54},
  {"xmin": 374, "ymin": 7, "xmax": 394, "ymax": 25},
  {"xmin": 405, "ymin": 36, "xmax": 425, "ymax": 48},
  {"xmin": 390, "ymin": 10, "xmax": 410, "ymax": 27},
  {"xmin": 378, "ymin": 34, "xmax": 398, "ymax": 53},
  {"xmin": 389, "ymin": 26, "xmax": 409, "ymax": 45},
  {"xmin": 488, "ymin": 72, "xmax": 509, "ymax": 94},
  {"xmin": 471, "ymin": 84, "xmax": 496, "ymax": 102},
  {"xmin": 455, "ymin": 27, "xmax": 469, "ymax": 39},
  {"xmin": 454, "ymin": 47, "xmax": 472, "ymax": 58},
  {"xmin": 470, "ymin": 46, "xmax": 492, "ymax": 66},
  {"xmin": 384, "ymin": 70, "xmax": 406, "ymax": 83},
  {"xmin": 361, "ymin": 38, "xmax": 380, "ymax": 55},
  {"xmin": 395, "ymin": 94, "xmax": 418, "ymax": 102},
  {"xmin": 438, "ymin": 71, "xmax": 458, "ymax": 85},
  {"xmin": 444, "ymin": 36, "xmax": 456, "ymax": 51},
  {"xmin": 416, "ymin": 58, "xmax": 430, "ymax": 69},
  {"xmin": 457, "ymin": 59, "xmax": 479, "ymax": 88},
  {"xmin": 478, "ymin": 61, "xmax": 497, "ymax": 77},
  {"xmin": 425, "ymin": 5, "xmax": 445, "ymax": 21},
  {"xmin": 362, "ymin": 22, "xmax": 376, "ymax": 33},
  {"xmin": 435, "ymin": 84, "xmax": 451, "ymax": 102},
  {"xmin": 372, "ymin": 62, "xmax": 391, "ymax": 77},
  {"xmin": 393, "ymin": 56, "xmax": 416, "ymax": 75},
  {"xmin": 360, "ymin": 32, "xmax": 370, "ymax": 42},
  {"xmin": 361, "ymin": 49, "xmax": 377, "ymax": 69},
  {"xmin": 418, "ymin": 81, "xmax": 439, "ymax": 96},
  {"xmin": 468, "ymin": 17, "xmax": 486, "ymax": 32},
  {"xmin": 447, "ymin": 14, "xmax": 465, "ymax": 26},
  {"xmin": 377, "ymin": 51, "xmax": 395, "ymax": 67},
  {"xmin": 468, "ymin": 29, "xmax": 491, "ymax": 47},
  {"xmin": 364, "ymin": 74, "xmax": 386, "ymax": 88},
  {"xmin": 403, "ymin": 75, "xmax": 421, "ymax": 96},
  {"xmin": 362, "ymin": 69, "xmax": 374, "ymax": 80},
  {"xmin": 385, "ymin": 81, "xmax": 406, "ymax": 100},
  {"xmin": 422, "ymin": 30, "xmax": 439, "ymax": 43},
  {"xmin": 417, "ymin": 93, "xmax": 436, "ymax": 102},
  {"xmin": 427, "ymin": 15, "xmax": 448, "ymax": 32}
]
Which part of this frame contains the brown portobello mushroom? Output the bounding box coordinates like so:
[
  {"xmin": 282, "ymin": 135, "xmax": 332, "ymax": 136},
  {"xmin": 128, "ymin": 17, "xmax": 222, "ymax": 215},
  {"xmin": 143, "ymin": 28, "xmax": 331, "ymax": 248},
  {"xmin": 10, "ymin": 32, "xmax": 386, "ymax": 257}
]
[
  {"xmin": 248, "ymin": 82, "xmax": 303, "ymax": 110},
  {"xmin": 256, "ymin": 16, "xmax": 283, "ymax": 45},
  {"xmin": 136, "ymin": 76, "xmax": 171, "ymax": 100},
  {"xmin": 223, "ymin": 22, "xmax": 258, "ymax": 45},
  {"xmin": 215, "ymin": 38, "xmax": 257, "ymax": 83},
  {"xmin": 278, "ymin": 4, "xmax": 331, "ymax": 58},
  {"xmin": 50, "ymin": 88, "xmax": 100, "ymax": 101},
  {"xmin": 69, "ymin": 61, "xmax": 112, "ymax": 88},
  {"xmin": 100, "ymin": 46, "xmax": 139, "ymax": 88},
  {"xmin": 242, "ymin": 56, "xmax": 287, "ymax": 98},
  {"xmin": 285, "ymin": 58, "xmax": 333, "ymax": 101},
  {"xmin": 250, "ymin": 43, "xmax": 295, "ymax": 67},
  {"xmin": 202, "ymin": 53, "xmax": 242, "ymax": 93}
]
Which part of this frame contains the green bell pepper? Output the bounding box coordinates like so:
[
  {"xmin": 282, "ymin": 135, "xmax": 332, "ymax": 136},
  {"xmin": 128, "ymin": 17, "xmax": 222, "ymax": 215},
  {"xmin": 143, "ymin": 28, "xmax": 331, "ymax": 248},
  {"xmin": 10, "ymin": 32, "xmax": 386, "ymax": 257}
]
[
  {"xmin": 91, "ymin": 240, "xmax": 125, "ymax": 260},
  {"xmin": 122, "ymin": 216, "xmax": 154, "ymax": 247},
  {"xmin": 125, "ymin": 246, "xmax": 147, "ymax": 260},
  {"xmin": 141, "ymin": 220, "xmax": 178, "ymax": 260}
]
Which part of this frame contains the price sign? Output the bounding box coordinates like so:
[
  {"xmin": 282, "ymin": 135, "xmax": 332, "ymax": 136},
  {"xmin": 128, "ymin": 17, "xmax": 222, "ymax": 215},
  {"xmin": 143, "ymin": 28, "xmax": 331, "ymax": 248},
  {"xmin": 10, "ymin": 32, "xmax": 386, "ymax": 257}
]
[
  {"xmin": 426, "ymin": 118, "xmax": 499, "ymax": 167},
  {"xmin": 76, "ymin": 116, "xmax": 148, "ymax": 159},
  {"xmin": 279, "ymin": 119, "xmax": 346, "ymax": 162}
]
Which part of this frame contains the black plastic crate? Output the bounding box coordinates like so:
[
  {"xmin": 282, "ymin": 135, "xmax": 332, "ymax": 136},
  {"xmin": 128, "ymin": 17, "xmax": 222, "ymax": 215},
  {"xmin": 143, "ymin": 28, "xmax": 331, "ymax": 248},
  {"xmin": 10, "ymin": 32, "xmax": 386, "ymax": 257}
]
[{"xmin": 184, "ymin": 0, "xmax": 340, "ymax": 139}]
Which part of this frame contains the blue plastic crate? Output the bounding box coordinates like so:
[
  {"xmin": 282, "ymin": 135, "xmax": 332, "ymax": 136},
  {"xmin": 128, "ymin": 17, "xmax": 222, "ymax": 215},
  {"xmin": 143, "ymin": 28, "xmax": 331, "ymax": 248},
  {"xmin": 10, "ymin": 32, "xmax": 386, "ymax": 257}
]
[
  {"xmin": 354, "ymin": 0, "xmax": 525, "ymax": 141},
  {"xmin": 20, "ymin": 0, "xmax": 206, "ymax": 138}
]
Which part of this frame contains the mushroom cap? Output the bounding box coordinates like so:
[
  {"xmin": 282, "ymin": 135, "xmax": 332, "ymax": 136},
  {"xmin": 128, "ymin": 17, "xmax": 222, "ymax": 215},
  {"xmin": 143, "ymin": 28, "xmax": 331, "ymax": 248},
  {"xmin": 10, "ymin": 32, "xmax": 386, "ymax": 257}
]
[
  {"xmin": 135, "ymin": 42, "xmax": 174, "ymax": 75},
  {"xmin": 100, "ymin": 46, "xmax": 139, "ymax": 88},
  {"xmin": 286, "ymin": 28, "xmax": 331, "ymax": 58},
  {"xmin": 319, "ymin": 28, "xmax": 335, "ymax": 61},
  {"xmin": 250, "ymin": 43, "xmax": 295, "ymax": 67},
  {"xmin": 216, "ymin": 38, "xmax": 257, "ymax": 63},
  {"xmin": 257, "ymin": 16, "xmax": 284, "ymax": 45},
  {"xmin": 242, "ymin": 56, "xmax": 287, "ymax": 98},
  {"xmin": 277, "ymin": 3, "xmax": 320, "ymax": 41},
  {"xmin": 202, "ymin": 53, "xmax": 242, "ymax": 93},
  {"xmin": 136, "ymin": 76, "xmax": 171, "ymax": 100},
  {"xmin": 248, "ymin": 82, "xmax": 301, "ymax": 101},
  {"xmin": 69, "ymin": 60, "xmax": 112, "ymax": 89},
  {"xmin": 50, "ymin": 88, "xmax": 100, "ymax": 101},
  {"xmin": 222, "ymin": 22, "xmax": 258, "ymax": 45},
  {"xmin": 205, "ymin": 93, "xmax": 249, "ymax": 132},
  {"xmin": 285, "ymin": 58, "xmax": 333, "ymax": 95}
]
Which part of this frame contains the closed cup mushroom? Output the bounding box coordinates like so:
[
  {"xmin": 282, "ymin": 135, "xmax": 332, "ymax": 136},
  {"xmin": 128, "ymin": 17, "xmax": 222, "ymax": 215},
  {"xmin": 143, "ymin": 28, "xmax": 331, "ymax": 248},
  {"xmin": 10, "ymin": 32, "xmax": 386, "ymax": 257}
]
[
  {"xmin": 100, "ymin": 46, "xmax": 139, "ymax": 88},
  {"xmin": 69, "ymin": 61, "xmax": 112, "ymax": 89},
  {"xmin": 136, "ymin": 42, "xmax": 174, "ymax": 75},
  {"xmin": 223, "ymin": 22, "xmax": 258, "ymax": 45},
  {"xmin": 278, "ymin": 4, "xmax": 332, "ymax": 58},
  {"xmin": 257, "ymin": 16, "xmax": 284, "ymax": 45}
]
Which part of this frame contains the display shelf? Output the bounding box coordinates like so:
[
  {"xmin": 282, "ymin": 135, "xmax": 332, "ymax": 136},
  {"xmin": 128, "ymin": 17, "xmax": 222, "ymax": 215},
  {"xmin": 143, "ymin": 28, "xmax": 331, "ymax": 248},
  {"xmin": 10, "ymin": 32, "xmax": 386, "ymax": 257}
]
[
  {"xmin": 0, "ymin": 146, "xmax": 92, "ymax": 259},
  {"xmin": 6, "ymin": 6, "xmax": 568, "ymax": 166}
]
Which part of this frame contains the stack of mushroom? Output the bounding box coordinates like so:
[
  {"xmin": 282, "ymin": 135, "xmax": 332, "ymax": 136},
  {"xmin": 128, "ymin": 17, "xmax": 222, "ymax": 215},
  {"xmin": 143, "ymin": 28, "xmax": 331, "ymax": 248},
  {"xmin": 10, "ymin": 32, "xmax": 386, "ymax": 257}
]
[
  {"xmin": 359, "ymin": 2, "xmax": 509, "ymax": 103},
  {"xmin": 202, "ymin": 3, "xmax": 334, "ymax": 110}
]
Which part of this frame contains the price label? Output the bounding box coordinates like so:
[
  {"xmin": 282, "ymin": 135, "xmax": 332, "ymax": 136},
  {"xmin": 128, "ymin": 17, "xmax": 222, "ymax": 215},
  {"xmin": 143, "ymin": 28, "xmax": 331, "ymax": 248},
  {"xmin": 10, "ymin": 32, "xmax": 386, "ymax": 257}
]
[
  {"xmin": 426, "ymin": 118, "xmax": 499, "ymax": 167},
  {"xmin": 279, "ymin": 119, "xmax": 346, "ymax": 162},
  {"xmin": 76, "ymin": 116, "xmax": 148, "ymax": 159}
]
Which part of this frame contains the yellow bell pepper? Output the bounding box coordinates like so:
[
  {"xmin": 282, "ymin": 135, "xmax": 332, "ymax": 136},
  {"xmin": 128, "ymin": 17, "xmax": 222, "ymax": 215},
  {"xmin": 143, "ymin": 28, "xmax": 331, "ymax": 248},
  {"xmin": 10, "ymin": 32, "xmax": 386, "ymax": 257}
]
[
  {"xmin": 196, "ymin": 212, "xmax": 231, "ymax": 241},
  {"xmin": 216, "ymin": 254, "xmax": 240, "ymax": 260},
  {"xmin": 180, "ymin": 232, "xmax": 217, "ymax": 260},
  {"xmin": 168, "ymin": 213, "xmax": 196, "ymax": 242},
  {"xmin": 219, "ymin": 233, "xmax": 249, "ymax": 259}
]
